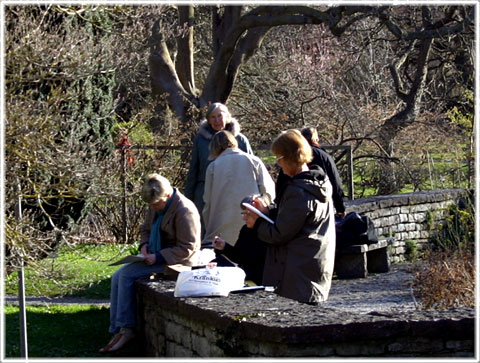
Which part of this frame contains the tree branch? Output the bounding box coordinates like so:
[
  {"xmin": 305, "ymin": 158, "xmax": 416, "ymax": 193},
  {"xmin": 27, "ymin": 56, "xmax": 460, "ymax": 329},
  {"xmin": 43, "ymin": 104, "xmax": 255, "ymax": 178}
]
[
  {"xmin": 176, "ymin": 5, "xmax": 196, "ymax": 95},
  {"xmin": 389, "ymin": 40, "xmax": 417, "ymax": 103},
  {"xmin": 149, "ymin": 19, "xmax": 197, "ymax": 120}
]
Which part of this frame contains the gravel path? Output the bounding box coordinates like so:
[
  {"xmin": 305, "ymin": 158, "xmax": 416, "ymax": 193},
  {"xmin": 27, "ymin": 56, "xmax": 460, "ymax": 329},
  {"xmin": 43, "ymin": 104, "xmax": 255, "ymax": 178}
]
[{"xmin": 4, "ymin": 295, "xmax": 109, "ymax": 306}]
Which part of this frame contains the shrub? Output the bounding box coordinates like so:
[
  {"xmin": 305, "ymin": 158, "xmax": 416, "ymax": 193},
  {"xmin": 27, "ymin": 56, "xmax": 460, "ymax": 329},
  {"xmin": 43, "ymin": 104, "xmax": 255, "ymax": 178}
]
[
  {"xmin": 412, "ymin": 249, "xmax": 475, "ymax": 309},
  {"xmin": 404, "ymin": 240, "xmax": 418, "ymax": 262},
  {"xmin": 431, "ymin": 193, "xmax": 475, "ymax": 253},
  {"xmin": 412, "ymin": 192, "xmax": 475, "ymax": 309}
]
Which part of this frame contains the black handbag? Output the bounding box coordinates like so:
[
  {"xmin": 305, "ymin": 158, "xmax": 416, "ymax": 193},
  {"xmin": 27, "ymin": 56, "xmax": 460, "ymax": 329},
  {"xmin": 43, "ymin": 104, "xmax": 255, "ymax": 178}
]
[{"xmin": 335, "ymin": 212, "xmax": 378, "ymax": 247}]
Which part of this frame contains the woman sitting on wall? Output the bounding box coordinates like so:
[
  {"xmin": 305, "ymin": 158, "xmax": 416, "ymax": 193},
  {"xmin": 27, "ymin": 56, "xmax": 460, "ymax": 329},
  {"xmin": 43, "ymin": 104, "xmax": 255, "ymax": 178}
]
[{"xmin": 100, "ymin": 173, "xmax": 201, "ymax": 353}]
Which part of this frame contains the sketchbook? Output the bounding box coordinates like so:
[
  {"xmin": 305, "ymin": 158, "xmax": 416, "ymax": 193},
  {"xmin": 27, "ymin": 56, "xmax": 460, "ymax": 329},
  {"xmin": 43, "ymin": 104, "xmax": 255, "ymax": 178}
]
[
  {"xmin": 108, "ymin": 254, "xmax": 145, "ymax": 266},
  {"xmin": 241, "ymin": 203, "xmax": 274, "ymax": 224}
]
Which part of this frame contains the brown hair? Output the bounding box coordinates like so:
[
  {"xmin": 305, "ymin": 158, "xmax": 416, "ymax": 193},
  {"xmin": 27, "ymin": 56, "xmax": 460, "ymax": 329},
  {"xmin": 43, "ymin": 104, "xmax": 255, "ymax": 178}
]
[
  {"xmin": 209, "ymin": 130, "xmax": 238, "ymax": 159},
  {"xmin": 271, "ymin": 129, "xmax": 312, "ymax": 165}
]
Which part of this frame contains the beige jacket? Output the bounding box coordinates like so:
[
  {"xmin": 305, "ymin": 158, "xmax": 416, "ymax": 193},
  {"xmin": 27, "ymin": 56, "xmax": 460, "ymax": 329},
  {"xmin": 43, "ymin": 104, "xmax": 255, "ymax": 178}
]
[
  {"xmin": 202, "ymin": 148, "xmax": 275, "ymax": 247},
  {"xmin": 140, "ymin": 189, "xmax": 201, "ymax": 266}
]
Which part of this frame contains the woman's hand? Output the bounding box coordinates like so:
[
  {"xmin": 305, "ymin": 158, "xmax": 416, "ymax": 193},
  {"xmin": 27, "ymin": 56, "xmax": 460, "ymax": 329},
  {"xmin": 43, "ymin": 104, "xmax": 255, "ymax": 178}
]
[
  {"xmin": 140, "ymin": 244, "xmax": 149, "ymax": 256},
  {"xmin": 213, "ymin": 236, "xmax": 226, "ymax": 250},
  {"xmin": 252, "ymin": 197, "xmax": 268, "ymax": 214},
  {"xmin": 143, "ymin": 253, "xmax": 157, "ymax": 266}
]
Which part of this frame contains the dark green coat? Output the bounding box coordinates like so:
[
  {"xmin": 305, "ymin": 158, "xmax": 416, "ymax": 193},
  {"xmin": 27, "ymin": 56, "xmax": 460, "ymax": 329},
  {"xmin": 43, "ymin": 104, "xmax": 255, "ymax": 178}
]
[{"xmin": 255, "ymin": 169, "xmax": 336, "ymax": 303}]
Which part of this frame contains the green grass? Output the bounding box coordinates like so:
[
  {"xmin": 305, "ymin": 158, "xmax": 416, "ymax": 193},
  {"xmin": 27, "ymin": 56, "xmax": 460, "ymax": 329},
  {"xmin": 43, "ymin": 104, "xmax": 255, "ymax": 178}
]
[
  {"xmin": 4, "ymin": 304, "xmax": 144, "ymax": 358},
  {"xmin": 5, "ymin": 243, "xmax": 134, "ymax": 298},
  {"xmin": 4, "ymin": 243, "xmax": 146, "ymax": 358},
  {"xmin": 4, "ymin": 305, "xmax": 110, "ymax": 357}
]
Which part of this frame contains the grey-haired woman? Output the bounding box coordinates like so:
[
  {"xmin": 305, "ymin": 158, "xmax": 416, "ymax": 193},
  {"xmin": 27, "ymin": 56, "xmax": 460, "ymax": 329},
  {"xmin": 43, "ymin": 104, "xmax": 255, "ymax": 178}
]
[{"xmin": 185, "ymin": 103, "xmax": 253, "ymax": 217}]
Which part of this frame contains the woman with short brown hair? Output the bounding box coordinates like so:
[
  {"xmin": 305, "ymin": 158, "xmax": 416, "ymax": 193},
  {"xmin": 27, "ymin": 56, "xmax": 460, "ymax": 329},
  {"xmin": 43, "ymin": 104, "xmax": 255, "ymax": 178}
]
[{"xmin": 245, "ymin": 129, "xmax": 335, "ymax": 304}]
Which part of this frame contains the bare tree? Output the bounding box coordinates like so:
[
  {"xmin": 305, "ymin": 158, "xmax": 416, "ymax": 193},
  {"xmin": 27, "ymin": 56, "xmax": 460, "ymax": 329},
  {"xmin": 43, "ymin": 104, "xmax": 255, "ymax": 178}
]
[{"xmin": 148, "ymin": 4, "xmax": 474, "ymax": 194}]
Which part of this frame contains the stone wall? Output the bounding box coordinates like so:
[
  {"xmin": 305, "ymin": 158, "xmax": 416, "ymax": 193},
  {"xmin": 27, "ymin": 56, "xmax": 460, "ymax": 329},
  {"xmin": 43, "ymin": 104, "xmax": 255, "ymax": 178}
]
[
  {"xmin": 344, "ymin": 188, "xmax": 470, "ymax": 262},
  {"xmin": 136, "ymin": 279, "xmax": 475, "ymax": 358},
  {"xmin": 135, "ymin": 189, "xmax": 475, "ymax": 358}
]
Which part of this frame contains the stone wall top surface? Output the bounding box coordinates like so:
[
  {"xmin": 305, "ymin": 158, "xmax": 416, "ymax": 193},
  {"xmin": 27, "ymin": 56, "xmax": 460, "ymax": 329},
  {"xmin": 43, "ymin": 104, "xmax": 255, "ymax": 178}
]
[
  {"xmin": 345, "ymin": 189, "xmax": 469, "ymax": 210},
  {"xmin": 136, "ymin": 264, "xmax": 475, "ymax": 344}
]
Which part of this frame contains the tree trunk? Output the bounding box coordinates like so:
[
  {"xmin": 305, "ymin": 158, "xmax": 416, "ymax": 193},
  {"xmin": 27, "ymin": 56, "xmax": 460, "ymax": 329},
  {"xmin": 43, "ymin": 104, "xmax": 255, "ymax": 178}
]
[
  {"xmin": 176, "ymin": 6, "xmax": 196, "ymax": 95},
  {"xmin": 377, "ymin": 37, "xmax": 433, "ymax": 194}
]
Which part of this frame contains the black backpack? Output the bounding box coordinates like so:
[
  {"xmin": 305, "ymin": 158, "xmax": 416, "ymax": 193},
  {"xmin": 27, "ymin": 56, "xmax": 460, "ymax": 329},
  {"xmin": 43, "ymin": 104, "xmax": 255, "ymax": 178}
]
[{"xmin": 335, "ymin": 212, "xmax": 378, "ymax": 247}]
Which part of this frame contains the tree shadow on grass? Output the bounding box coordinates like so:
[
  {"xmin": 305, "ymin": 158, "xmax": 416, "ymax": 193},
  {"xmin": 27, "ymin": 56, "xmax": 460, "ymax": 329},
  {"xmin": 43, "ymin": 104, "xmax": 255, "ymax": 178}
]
[{"xmin": 4, "ymin": 305, "xmax": 145, "ymax": 358}]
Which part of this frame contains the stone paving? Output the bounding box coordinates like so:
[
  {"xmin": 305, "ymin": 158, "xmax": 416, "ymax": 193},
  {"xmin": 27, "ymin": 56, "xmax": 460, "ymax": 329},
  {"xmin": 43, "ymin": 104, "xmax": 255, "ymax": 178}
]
[{"xmin": 324, "ymin": 262, "xmax": 419, "ymax": 313}]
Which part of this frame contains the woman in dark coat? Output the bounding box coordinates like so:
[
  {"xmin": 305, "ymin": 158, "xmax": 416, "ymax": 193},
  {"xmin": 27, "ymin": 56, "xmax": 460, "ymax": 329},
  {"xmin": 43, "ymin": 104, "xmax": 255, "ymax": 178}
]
[{"xmin": 245, "ymin": 129, "xmax": 336, "ymax": 304}]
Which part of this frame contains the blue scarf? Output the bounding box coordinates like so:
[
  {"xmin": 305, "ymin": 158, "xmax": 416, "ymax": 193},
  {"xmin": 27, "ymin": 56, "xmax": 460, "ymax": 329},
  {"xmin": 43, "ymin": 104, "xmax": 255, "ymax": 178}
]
[{"xmin": 148, "ymin": 190, "xmax": 175, "ymax": 254}]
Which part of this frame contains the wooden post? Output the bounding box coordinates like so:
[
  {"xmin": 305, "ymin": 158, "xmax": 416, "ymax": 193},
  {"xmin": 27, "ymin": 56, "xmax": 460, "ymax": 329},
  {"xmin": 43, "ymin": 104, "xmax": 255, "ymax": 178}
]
[
  {"xmin": 347, "ymin": 145, "xmax": 354, "ymax": 200},
  {"xmin": 120, "ymin": 146, "xmax": 127, "ymax": 244}
]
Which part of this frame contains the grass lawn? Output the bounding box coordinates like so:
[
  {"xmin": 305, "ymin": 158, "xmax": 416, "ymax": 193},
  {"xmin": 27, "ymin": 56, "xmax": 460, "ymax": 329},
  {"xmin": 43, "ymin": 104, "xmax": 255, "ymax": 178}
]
[
  {"xmin": 4, "ymin": 305, "xmax": 144, "ymax": 358},
  {"xmin": 4, "ymin": 243, "xmax": 145, "ymax": 358},
  {"xmin": 5, "ymin": 243, "xmax": 134, "ymax": 299}
]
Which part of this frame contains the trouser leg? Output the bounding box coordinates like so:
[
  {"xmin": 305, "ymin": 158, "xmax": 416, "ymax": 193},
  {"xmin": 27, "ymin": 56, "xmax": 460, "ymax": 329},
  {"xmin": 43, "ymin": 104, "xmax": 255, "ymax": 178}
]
[{"xmin": 109, "ymin": 261, "xmax": 165, "ymax": 333}]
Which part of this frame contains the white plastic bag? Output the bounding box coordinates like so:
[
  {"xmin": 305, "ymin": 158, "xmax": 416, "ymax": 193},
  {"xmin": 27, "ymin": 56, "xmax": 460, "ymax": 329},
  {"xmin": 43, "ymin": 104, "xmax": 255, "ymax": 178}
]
[{"xmin": 174, "ymin": 266, "xmax": 246, "ymax": 297}]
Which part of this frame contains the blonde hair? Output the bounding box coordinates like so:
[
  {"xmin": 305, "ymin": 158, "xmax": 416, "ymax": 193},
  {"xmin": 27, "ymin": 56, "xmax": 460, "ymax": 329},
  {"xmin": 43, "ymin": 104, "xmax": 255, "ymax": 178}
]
[
  {"xmin": 271, "ymin": 129, "xmax": 312, "ymax": 166},
  {"xmin": 209, "ymin": 130, "xmax": 238, "ymax": 159},
  {"xmin": 141, "ymin": 173, "xmax": 173, "ymax": 204}
]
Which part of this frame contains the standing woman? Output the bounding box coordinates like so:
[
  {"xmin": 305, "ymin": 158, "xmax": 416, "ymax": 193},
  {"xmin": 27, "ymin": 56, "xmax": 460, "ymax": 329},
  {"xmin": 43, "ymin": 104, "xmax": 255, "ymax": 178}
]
[
  {"xmin": 202, "ymin": 130, "xmax": 275, "ymax": 248},
  {"xmin": 185, "ymin": 103, "xmax": 253, "ymax": 216},
  {"xmin": 245, "ymin": 129, "xmax": 336, "ymax": 304}
]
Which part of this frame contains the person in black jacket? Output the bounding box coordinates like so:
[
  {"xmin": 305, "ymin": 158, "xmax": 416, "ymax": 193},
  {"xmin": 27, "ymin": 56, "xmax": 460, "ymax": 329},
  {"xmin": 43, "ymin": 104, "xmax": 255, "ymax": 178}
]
[
  {"xmin": 212, "ymin": 195, "xmax": 268, "ymax": 285},
  {"xmin": 301, "ymin": 127, "xmax": 346, "ymax": 218}
]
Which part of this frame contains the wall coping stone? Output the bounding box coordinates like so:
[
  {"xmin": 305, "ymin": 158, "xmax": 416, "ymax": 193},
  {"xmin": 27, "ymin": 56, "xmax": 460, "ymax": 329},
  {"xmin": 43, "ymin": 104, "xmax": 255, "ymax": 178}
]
[
  {"xmin": 345, "ymin": 189, "xmax": 468, "ymax": 211},
  {"xmin": 136, "ymin": 264, "xmax": 475, "ymax": 346}
]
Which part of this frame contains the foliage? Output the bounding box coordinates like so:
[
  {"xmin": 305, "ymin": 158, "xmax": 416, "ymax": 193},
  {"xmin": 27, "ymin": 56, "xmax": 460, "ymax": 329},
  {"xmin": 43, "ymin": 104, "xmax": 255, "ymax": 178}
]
[
  {"xmin": 4, "ymin": 5, "xmax": 120, "ymax": 270},
  {"xmin": 4, "ymin": 5, "xmax": 185, "ymax": 272},
  {"xmin": 431, "ymin": 195, "xmax": 475, "ymax": 252},
  {"xmin": 232, "ymin": 17, "xmax": 473, "ymax": 198},
  {"xmin": 404, "ymin": 240, "xmax": 418, "ymax": 262},
  {"xmin": 424, "ymin": 210, "xmax": 434, "ymax": 230},
  {"xmin": 445, "ymin": 89, "xmax": 475, "ymax": 189}
]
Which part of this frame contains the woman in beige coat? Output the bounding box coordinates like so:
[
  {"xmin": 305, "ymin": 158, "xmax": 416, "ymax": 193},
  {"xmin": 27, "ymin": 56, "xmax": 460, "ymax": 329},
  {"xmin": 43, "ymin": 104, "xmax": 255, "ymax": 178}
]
[
  {"xmin": 245, "ymin": 129, "xmax": 336, "ymax": 304},
  {"xmin": 202, "ymin": 131, "xmax": 275, "ymax": 248},
  {"xmin": 100, "ymin": 174, "xmax": 201, "ymax": 353}
]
